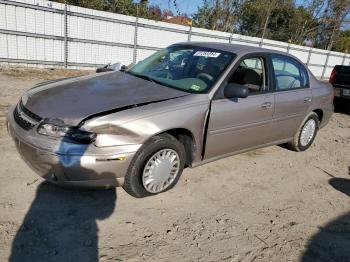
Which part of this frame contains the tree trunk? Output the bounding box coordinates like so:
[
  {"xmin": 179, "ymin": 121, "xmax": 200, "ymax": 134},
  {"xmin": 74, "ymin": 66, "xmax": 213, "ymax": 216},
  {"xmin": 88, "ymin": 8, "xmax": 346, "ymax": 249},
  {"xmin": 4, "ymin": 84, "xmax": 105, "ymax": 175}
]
[
  {"xmin": 261, "ymin": 12, "xmax": 270, "ymax": 40},
  {"xmin": 111, "ymin": 0, "xmax": 117, "ymax": 13},
  {"xmin": 327, "ymin": 25, "xmax": 338, "ymax": 50}
]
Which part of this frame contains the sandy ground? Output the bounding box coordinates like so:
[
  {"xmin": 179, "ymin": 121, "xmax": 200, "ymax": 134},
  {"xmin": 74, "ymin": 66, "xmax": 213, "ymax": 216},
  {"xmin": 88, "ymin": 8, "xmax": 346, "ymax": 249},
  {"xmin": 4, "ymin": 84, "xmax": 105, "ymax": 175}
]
[{"xmin": 0, "ymin": 67, "xmax": 349, "ymax": 262}]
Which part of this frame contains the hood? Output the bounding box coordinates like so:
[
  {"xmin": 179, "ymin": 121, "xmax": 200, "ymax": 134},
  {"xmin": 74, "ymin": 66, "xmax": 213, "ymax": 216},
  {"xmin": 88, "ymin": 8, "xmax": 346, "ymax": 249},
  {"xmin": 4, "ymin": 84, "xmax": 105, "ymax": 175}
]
[{"xmin": 22, "ymin": 72, "xmax": 189, "ymax": 126}]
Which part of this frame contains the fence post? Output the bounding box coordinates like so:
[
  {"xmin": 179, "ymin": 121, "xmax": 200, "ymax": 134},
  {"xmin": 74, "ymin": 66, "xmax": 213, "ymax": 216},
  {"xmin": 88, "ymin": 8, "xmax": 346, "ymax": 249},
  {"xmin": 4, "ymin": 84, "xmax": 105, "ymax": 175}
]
[
  {"xmin": 341, "ymin": 53, "xmax": 346, "ymax": 65},
  {"xmin": 321, "ymin": 51, "xmax": 330, "ymax": 80},
  {"xmin": 133, "ymin": 15, "xmax": 138, "ymax": 64},
  {"xmin": 259, "ymin": 39, "xmax": 263, "ymax": 47},
  {"xmin": 306, "ymin": 47, "xmax": 312, "ymax": 66},
  {"xmin": 64, "ymin": 3, "xmax": 68, "ymax": 68},
  {"xmin": 188, "ymin": 25, "xmax": 192, "ymax": 42},
  {"xmin": 286, "ymin": 43, "xmax": 290, "ymax": 53}
]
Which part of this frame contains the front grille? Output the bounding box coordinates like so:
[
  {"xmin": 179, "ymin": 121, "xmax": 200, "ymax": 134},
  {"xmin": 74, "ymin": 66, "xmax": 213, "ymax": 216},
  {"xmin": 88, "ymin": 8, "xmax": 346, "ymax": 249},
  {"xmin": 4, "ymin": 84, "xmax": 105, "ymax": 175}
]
[
  {"xmin": 19, "ymin": 100, "xmax": 42, "ymax": 122},
  {"xmin": 13, "ymin": 102, "xmax": 42, "ymax": 130}
]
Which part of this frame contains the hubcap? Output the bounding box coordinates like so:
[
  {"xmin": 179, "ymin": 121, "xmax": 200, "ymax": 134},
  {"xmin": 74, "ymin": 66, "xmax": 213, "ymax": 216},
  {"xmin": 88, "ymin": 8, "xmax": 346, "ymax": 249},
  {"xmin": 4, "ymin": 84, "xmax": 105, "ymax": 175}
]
[
  {"xmin": 300, "ymin": 119, "xmax": 316, "ymax": 147},
  {"xmin": 142, "ymin": 149, "xmax": 180, "ymax": 193}
]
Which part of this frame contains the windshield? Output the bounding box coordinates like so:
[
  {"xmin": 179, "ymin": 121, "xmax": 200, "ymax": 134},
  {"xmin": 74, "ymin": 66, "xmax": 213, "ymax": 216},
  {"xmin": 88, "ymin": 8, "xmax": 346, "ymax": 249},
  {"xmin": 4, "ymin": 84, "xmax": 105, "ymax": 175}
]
[{"xmin": 128, "ymin": 45, "xmax": 235, "ymax": 93}]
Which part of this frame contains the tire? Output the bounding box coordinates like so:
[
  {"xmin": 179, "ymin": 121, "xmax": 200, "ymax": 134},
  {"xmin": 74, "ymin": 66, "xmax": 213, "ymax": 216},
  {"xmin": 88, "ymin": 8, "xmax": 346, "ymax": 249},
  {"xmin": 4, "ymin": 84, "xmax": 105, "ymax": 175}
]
[
  {"xmin": 123, "ymin": 133, "xmax": 185, "ymax": 198},
  {"xmin": 287, "ymin": 112, "xmax": 319, "ymax": 152}
]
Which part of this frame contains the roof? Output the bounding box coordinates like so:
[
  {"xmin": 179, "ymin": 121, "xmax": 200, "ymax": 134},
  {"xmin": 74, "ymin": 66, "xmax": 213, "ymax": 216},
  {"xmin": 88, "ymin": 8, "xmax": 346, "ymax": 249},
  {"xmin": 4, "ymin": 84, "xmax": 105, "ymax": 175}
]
[
  {"xmin": 172, "ymin": 41, "xmax": 314, "ymax": 79},
  {"xmin": 174, "ymin": 42, "xmax": 288, "ymax": 56}
]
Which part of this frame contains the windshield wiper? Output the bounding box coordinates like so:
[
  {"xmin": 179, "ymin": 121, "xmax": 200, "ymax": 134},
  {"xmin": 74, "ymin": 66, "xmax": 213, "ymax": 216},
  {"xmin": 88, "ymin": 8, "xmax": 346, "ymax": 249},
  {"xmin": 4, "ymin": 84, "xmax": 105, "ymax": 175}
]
[
  {"xmin": 127, "ymin": 72, "xmax": 159, "ymax": 84},
  {"xmin": 129, "ymin": 72, "xmax": 170, "ymax": 86},
  {"xmin": 126, "ymin": 71, "xmax": 186, "ymax": 92}
]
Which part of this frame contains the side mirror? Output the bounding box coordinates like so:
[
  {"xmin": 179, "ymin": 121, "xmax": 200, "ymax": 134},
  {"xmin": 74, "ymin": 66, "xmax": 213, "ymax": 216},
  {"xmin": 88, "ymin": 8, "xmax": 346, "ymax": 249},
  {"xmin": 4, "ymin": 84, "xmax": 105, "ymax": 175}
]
[
  {"xmin": 224, "ymin": 83, "xmax": 249, "ymax": 98},
  {"xmin": 96, "ymin": 63, "xmax": 126, "ymax": 73},
  {"xmin": 120, "ymin": 65, "xmax": 128, "ymax": 71},
  {"xmin": 109, "ymin": 62, "xmax": 123, "ymax": 71}
]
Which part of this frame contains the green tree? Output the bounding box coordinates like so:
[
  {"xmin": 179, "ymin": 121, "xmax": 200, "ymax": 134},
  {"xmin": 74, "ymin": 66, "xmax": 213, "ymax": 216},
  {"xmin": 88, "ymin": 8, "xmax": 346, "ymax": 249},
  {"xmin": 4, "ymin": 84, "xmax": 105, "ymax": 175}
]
[
  {"xmin": 238, "ymin": 0, "xmax": 283, "ymax": 39},
  {"xmin": 325, "ymin": 0, "xmax": 350, "ymax": 50},
  {"xmin": 192, "ymin": 0, "xmax": 241, "ymax": 32},
  {"xmin": 52, "ymin": 0, "xmax": 163, "ymax": 20},
  {"xmin": 54, "ymin": 0, "xmax": 112, "ymax": 11},
  {"xmin": 334, "ymin": 30, "xmax": 350, "ymax": 52},
  {"xmin": 192, "ymin": 0, "xmax": 214, "ymax": 29},
  {"xmin": 110, "ymin": 0, "xmax": 137, "ymax": 16},
  {"xmin": 290, "ymin": 6, "xmax": 320, "ymax": 46}
]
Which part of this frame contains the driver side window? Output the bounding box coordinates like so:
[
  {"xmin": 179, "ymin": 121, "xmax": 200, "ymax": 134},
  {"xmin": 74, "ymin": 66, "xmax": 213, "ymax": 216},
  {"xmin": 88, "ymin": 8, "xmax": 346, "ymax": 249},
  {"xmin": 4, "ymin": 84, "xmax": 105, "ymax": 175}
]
[{"xmin": 228, "ymin": 57, "xmax": 267, "ymax": 94}]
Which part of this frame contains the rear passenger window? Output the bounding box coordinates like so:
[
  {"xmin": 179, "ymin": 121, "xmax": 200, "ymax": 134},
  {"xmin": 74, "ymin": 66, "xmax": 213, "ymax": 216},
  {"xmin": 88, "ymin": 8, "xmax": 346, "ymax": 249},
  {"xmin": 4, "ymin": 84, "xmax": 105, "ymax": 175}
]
[{"xmin": 271, "ymin": 55, "xmax": 308, "ymax": 90}]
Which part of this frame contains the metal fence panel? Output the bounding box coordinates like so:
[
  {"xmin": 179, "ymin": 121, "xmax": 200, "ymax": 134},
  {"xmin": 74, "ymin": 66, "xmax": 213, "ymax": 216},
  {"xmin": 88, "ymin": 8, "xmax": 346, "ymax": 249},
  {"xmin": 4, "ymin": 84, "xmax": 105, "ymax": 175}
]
[{"xmin": 0, "ymin": 0, "xmax": 350, "ymax": 79}]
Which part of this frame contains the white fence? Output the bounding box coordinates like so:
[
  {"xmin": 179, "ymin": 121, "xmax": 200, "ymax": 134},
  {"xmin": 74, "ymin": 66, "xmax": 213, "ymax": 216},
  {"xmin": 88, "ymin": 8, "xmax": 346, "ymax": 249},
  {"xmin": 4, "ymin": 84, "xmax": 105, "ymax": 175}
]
[{"xmin": 1, "ymin": 0, "xmax": 350, "ymax": 79}]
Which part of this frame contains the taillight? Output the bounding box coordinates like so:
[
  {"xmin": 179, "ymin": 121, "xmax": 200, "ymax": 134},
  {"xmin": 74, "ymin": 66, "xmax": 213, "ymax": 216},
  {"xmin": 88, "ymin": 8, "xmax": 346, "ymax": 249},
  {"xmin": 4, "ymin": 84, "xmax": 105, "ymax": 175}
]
[{"xmin": 329, "ymin": 68, "xmax": 336, "ymax": 84}]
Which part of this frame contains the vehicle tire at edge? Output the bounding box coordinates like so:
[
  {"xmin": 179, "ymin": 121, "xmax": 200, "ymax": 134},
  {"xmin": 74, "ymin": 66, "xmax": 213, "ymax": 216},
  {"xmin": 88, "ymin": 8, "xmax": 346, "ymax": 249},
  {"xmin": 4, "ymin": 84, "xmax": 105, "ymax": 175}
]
[
  {"xmin": 123, "ymin": 133, "xmax": 186, "ymax": 198},
  {"xmin": 287, "ymin": 112, "xmax": 319, "ymax": 152}
]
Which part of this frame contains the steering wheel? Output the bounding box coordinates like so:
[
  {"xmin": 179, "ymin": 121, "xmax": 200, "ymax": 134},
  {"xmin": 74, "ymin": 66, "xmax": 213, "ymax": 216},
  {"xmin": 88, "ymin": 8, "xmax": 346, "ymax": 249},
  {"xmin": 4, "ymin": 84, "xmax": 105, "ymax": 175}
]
[{"xmin": 197, "ymin": 73, "xmax": 213, "ymax": 82}]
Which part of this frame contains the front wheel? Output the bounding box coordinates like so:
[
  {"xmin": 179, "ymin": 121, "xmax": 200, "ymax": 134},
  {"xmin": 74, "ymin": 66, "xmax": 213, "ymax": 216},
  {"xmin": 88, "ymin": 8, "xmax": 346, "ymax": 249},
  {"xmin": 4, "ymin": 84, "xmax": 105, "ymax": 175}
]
[
  {"xmin": 287, "ymin": 112, "xmax": 319, "ymax": 152},
  {"xmin": 123, "ymin": 134, "xmax": 185, "ymax": 198}
]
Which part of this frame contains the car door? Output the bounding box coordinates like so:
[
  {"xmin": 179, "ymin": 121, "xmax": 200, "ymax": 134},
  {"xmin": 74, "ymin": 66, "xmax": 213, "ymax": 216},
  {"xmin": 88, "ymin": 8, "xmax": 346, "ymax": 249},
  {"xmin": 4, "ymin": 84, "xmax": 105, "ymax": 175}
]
[
  {"xmin": 204, "ymin": 55, "xmax": 275, "ymax": 160},
  {"xmin": 269, "ymin": 54, "xmax": 312, "ymax": 141}
]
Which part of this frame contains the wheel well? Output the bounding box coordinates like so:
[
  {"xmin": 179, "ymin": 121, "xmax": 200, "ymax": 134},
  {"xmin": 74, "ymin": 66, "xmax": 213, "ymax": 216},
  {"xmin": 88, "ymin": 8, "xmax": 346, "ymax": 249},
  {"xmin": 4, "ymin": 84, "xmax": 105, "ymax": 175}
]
[
  {"xmin": 162, "ymin": 128, "xmax": 196, "ymax": 166},
  {"xmin": 313, "ymin": 109, "xmax": 323, "ymax": 123}
]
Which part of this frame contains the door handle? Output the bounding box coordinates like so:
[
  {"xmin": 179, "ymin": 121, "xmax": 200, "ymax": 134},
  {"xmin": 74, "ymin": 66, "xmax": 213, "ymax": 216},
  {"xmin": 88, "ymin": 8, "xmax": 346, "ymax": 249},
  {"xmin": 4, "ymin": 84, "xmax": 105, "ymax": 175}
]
[
  {"xmin": 303, "ymin": 97, "xmax": 312, "ymax": 103},
  {"xmin": 261, "ymin": 102, "xmax": 272, "ymax": 110}
]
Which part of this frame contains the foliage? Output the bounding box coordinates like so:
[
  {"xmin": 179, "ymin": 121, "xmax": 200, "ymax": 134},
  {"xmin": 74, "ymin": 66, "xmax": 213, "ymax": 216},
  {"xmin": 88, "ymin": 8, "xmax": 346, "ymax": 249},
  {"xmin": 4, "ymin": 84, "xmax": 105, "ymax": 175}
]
[
  {"xmin": 334, "ymin": 30, "xmax": 350, "ymax": 52},
  {"xmin": 192, "ymin": 0, "xmax": 241, "ymax": 31},
  {"xmin": 53, "ymin": 0, "xmax": 172, "ymax": 20},
  {"xmin": 54, "ymin": 0, "xmax": 111, "ymax": 11}
]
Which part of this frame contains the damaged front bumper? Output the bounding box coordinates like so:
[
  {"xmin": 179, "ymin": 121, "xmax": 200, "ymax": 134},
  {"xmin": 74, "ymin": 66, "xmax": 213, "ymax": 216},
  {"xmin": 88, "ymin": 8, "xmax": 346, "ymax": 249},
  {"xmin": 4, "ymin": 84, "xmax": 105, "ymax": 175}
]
[{"xmin": 7, "ymin": 106, "xmax": 141, "ymax": 188}]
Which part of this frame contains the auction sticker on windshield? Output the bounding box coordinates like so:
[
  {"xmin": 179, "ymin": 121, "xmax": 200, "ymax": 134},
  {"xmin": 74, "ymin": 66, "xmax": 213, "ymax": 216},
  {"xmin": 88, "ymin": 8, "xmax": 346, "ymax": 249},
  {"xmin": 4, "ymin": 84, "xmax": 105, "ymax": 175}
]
[
  {"xmin": 194, "ymin": 51, "xmax": 221, "ymax": 58},
  {"xmin": 190, "ymin": 84, "xmax": 202, "ymax": 91}
]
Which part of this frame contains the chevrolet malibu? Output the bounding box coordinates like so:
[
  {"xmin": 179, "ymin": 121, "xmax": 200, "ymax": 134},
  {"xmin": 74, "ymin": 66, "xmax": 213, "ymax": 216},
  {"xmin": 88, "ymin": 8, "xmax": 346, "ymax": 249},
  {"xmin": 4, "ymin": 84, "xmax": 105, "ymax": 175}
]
[{"xmin": 7, "ymin": 43, "xmax": 333, "ymax": 197}]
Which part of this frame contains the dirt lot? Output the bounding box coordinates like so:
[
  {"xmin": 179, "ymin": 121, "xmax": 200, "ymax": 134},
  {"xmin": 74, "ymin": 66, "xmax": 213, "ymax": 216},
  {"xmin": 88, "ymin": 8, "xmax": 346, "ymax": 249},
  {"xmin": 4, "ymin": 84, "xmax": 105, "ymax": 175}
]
[{"xmin": 0, "ymin": 67, "xmax": 349, "ymax": 262}]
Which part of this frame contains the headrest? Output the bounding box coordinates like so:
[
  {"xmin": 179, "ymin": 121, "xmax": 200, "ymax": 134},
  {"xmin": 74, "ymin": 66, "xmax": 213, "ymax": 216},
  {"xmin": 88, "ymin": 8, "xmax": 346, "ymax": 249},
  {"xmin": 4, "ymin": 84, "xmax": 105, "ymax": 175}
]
[{"xmin": 242, "ymin": 68, "xmax": 262, "ymax": 86}]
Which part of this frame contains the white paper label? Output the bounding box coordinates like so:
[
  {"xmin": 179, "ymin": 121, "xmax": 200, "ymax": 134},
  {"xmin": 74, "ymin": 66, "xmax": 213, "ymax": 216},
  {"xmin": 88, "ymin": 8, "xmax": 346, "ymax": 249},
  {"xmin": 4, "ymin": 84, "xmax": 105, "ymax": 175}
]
[
  {"xmin": 190, "ymin": 84, "xmax": 201, "ymax": 91},
  {"xmin": 194, "ymin": 51, "xmax": 221, "ymax": 58}
]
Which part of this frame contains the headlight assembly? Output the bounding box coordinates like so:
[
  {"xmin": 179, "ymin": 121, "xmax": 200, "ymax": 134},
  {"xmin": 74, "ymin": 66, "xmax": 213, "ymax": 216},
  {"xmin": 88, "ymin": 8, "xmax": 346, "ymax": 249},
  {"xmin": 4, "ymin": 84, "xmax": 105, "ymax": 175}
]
[{"xmin": 37, "ymin": 122, "xmax": 96, "ymax": 144}]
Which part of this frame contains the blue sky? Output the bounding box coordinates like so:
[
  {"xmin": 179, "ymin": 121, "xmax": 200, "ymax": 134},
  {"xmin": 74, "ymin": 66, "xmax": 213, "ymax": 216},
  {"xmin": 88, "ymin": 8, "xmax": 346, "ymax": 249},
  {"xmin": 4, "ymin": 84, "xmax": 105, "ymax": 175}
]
[{"xmin": 148, "ymin": 0, "xmax": 203, "ymax": 15}]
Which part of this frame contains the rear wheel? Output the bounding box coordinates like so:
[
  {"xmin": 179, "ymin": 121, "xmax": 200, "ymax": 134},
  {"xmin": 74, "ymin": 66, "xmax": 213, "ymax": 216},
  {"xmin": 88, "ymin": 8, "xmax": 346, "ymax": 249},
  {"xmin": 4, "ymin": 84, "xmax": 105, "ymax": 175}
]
[
  {"xmin": 123, "ymin": 134, "xmax": 185, "ymax": 198},
  {"xmin": 287, "ymin": 112, "xmax": 319, "ymax": 152}
]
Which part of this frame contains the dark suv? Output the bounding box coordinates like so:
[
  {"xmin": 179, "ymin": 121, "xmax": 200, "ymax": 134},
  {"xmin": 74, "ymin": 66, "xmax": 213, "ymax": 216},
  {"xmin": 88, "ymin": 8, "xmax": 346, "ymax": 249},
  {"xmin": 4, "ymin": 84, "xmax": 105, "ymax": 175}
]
[{"xmin": 330, "ymin": 65, "xmax": 350, "ymax": 100}]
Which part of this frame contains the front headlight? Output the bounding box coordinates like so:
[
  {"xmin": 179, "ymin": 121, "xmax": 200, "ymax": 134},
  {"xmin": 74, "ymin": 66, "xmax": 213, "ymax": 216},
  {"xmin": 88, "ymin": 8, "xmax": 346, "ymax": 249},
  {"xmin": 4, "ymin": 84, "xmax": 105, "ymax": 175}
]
[{"xmin": 37, "ymin": 122, "xmax": 96, "ymax": 144}]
